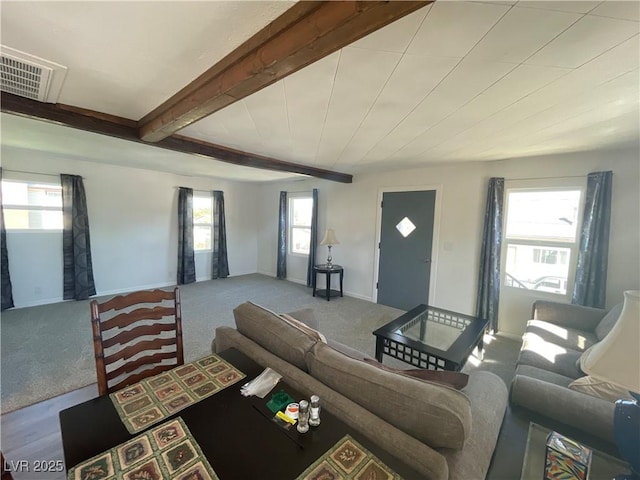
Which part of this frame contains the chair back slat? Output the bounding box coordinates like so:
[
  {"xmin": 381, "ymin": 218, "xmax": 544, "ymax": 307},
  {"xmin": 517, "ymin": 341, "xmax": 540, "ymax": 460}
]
[
  {"xmin": 97, "ymin": 289, "xmax": 178, "ymax": 313},
  {"xmin": 90, "ymin": 287, "xmax": 184, "ymax": 396},
  {"xmin": 106, "ymin": 352, "xmax": 180, "ymax": 381},
  {"xmin": 105, "ymin": 337, "xmax": 177, "ymax": 364},
  {"xmin": 101, "ymin": 306, "xmax": 176, "ymax": 330},
  {"xmin": 102, "ymin": 323, "xmax": 176, "ymax": 349}
]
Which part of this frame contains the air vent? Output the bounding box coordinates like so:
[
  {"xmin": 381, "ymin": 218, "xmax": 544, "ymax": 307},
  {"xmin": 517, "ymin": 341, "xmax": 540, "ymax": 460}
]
[{"xmin": 0, "ymin": 46, "xmax": 67, "ymax": 103}]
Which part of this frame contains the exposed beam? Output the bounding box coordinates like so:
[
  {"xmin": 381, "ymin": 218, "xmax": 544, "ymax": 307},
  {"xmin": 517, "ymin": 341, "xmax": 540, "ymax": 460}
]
[
  {"xmin": 138, "ymin": 1, "xmax": 430, "ymax": 142},
  {"xmin": 0, "ymin": 93, "xmax": 353, "ymax": 183}
]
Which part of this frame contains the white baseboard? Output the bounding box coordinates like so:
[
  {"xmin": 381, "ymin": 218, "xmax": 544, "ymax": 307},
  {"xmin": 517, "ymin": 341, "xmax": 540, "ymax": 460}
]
[
  {"xmin": 10, "ymin": 296, "xmax": 66, "ymax": 309},
  {"xmin": 97, "ymin": 281, "xmax": 176, "ymax": 298}
]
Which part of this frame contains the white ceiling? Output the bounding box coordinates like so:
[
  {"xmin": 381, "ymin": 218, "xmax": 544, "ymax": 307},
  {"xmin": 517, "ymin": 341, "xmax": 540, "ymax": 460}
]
[{"xmin": 1, "ymin": 1, "xmax": 639, "ymax": 182}]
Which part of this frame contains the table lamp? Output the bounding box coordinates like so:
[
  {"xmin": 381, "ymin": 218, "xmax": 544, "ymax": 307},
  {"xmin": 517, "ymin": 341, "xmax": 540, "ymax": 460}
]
[
  {"xmin": 320, "ymin": 229, "xmax": 339, "ymax": 268},
  {"xmin": 581, "ymin": 290, "xmax": 640, "ymax": 480}
]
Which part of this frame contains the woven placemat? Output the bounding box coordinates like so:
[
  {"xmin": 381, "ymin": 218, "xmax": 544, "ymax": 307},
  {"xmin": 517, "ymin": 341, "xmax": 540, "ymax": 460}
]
[
  {"xmin": 110, "ymin": 354, "xmax": 245, "ymax": 433},
  {"xmin": 67, "ymin": 417, "xmax": 218, "ymax": 480},
  {"xmin": 296, "ymin": 434, "xmax": 403, "ymax": 479}
]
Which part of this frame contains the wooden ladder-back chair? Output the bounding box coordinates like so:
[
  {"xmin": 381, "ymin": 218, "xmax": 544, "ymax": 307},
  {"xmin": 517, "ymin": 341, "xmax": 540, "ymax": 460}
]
[{"xmin": 91, "ymin": 287, "xmax": 184, "ymax": 396}]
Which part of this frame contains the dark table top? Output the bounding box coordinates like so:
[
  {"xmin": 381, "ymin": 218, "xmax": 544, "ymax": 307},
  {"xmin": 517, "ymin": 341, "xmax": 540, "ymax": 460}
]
[{"xmin": 60, "ymin": 348, "xmax": 421, "ymax": 479}]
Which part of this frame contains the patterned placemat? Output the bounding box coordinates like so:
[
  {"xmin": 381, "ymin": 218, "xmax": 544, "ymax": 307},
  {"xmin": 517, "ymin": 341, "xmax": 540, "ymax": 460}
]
[
  {"xmin": 67, "ymin": 417, "xmax": 218, "ymax": 480},
  {"xmin": 296, "ymin": 434, "xmax": 403, "ymax": 480},
  {"xmin": 111, "ymin": 354, "xmax": 245, "ymax": 434}
]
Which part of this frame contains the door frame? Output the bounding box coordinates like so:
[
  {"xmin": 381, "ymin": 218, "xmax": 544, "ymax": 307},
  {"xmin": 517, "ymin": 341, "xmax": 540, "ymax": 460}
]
[{"xmin": 372, "ymin": 184, "xmax": 443, "ymax": 305}]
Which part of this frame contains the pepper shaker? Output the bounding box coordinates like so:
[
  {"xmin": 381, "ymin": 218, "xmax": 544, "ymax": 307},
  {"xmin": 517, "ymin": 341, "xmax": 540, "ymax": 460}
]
[
  {"xmin": 297, "ymin": 400, "xmax": 310, "ymax": 433},
  {"xmin": 309, "ymin": 395, "xmax": 321, "ymax": 427}
]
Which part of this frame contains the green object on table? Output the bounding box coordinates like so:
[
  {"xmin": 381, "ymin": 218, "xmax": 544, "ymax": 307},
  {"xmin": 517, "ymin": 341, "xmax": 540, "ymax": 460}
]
[{"xmin": 267, "ymin": 390, "xmax": 294, "ymax": 413}]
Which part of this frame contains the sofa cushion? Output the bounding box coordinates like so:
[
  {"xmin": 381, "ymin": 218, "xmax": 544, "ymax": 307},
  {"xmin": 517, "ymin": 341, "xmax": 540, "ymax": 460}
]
[
  {"xmin": 569, "ymin": 376, "xmax": 634, "ymax": 403},
  {"xmin": 518, "ymin": 331, "xmax": 583, "ymax": 379},
  {"xmin": 233, "ymin": 302, "xmax": 318, "ymax": 371},
  {"xmin": 525, "ymin": 320, "xmax": 597, "ymax": 352},
  {"xmin": 595, "ymin": 303, "xmax": 623, "ymax": 340},
  {"xmin": 306, "ymin": 342, "xmax": 472, "ymax": 449}
]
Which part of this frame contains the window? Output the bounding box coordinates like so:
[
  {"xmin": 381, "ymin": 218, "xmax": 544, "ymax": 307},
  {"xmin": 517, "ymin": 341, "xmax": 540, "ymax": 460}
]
[
  {"xmin": 289, "ymin": 195, "xmax": 313, "ymax": 255},
  {"xmin": 504, "ymin": 189, "xmax": 582, "ymax": 296},
  {"xmin": 1, "ymin": 180, "xmax": 63, "ymax": 230},
  {"xmin": 193, "ymin": 193, "xmax": 212, "ymax": 251}
]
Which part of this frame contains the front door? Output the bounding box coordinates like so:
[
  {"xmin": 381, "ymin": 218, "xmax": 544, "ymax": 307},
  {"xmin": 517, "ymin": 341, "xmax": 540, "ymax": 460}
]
[{"xmin": 377, "ymin": 190, "xmax": 435, "ymax": 310}]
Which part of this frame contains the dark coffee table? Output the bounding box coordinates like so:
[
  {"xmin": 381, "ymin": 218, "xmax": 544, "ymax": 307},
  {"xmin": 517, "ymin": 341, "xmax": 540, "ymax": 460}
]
[
  {"xmin": 373, "ymin": 304, "xmax": 488, "ymax": 371},
  {"xmin": 60, "ymin": 348, "xmax": 420, "ymax": 479}
]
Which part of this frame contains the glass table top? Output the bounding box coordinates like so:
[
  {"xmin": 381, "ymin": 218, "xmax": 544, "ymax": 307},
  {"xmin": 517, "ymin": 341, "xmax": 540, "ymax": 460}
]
[
  {"xmin": 520, "ymin": 422, "xmax": 631, "ymax": 480},
  {"xmin": 393, "ymin": 308, "xmax": 472, "ymax": 352}
]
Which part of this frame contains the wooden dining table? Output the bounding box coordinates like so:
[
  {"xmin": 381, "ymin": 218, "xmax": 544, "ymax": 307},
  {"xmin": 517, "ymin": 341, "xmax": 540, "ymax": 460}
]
[{"xmin": 59, "ymin": 348, "xmax": 421, "ymax": 479}]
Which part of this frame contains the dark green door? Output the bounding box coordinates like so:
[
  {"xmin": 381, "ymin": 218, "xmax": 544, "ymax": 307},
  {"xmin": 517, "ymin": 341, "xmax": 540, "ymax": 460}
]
[{"xmin": 377, "ymin": 190, "xmax": 435, "ymax": 310}]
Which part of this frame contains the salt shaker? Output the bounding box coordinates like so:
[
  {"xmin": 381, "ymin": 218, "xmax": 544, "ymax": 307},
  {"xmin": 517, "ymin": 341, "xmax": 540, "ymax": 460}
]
[
  {"xmin": 297, "ymin": 400, "xmax": 310, "ymax": 433},
  {"xmin": 309, "ymin": 395, "xmax": 321, "ymax": 427}
]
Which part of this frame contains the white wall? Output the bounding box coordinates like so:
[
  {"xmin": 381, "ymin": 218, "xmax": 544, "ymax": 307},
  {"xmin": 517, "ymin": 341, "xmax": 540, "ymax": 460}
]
[
  {"xmin": 2, "ymin": 147, "xmax": 259, "ymax": 307},
  {"xmin": 257, "ymin": 147, "xmax": 640, "ymax": 335},
  {"xmin": 257, "ymin": 161, "xmax": 492, "ymax": 308}
]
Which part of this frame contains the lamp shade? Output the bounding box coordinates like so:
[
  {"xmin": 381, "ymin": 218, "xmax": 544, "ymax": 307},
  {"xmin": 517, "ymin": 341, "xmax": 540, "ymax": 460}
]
[
  {"xmin": 320, "ymin": 229, "xmax": 339, "ymax": 246},
  {"xmin": 581, "ymin": 290, "xmax": 640, "ymax": 393}
]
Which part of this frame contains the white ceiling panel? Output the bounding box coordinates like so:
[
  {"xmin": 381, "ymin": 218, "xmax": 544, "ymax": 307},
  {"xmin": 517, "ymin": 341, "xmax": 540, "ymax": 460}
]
[
  {"xmin": 590, "ymin": 1, "xmax": 640, "ymax": 22},
  {"xmin": 335, "ymin": 54, "xmax": 460, "ymax": 166},
  {"xmin": 406, "ymin": 1, "xmax": 509, "ymax": 58},
  {"xmin": 466, "ymin": 5, "xmax": 581, "ymax": 63},
  {"xmin": 350, "ymin": 6, "xmax": 431, "ymax": 53},
  {"xmin": 526, "ymin": 14, "xmax": 640, "ymax": 68},
  {"xmin": 390, "ymin": 64, "xmax": 572, "ymax": 160},
  {"xmin": 315, "ymin": 47, "xmax": 402, "ymax": 167},
  {"xmin": 516, "ymin": 1, "xmax": 601, "ymax": 14},
  {"xmin": 361, "ymin": 58, "xmax": 516, "ymax": 164},
  {"xmin": 1, "ymin": 1, "xmax": 638, "ymax": 181}
]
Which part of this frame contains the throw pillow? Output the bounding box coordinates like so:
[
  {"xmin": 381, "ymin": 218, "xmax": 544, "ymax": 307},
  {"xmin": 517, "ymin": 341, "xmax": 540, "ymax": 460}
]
[
  {"xmin": 568, "ymin": 376, "xmax": 634, "ymax": 403},
  {"xmin": 362, "ymin": 358, "xmax": 469, "ymax": 390}
]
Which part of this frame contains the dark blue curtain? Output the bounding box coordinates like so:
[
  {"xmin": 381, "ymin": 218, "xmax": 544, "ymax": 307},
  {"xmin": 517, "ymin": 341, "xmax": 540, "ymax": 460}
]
[
  {"xmin": 277, "ymin": 191, "xmax": 287, "ymax": 279},
  {"xmin": 61, "ymin": 174, "xmax": 96, "ymax": 300},
  {"xmin": 306, "ymin": 188, "xmax": 318, "ymax": 287},
  {"xmin": 476, "ymin": 177, "xmax": 504, "ymax": 332},
  {"xmin": 212, "ymin": 190, "xmax": 229, "ymax": 279},
  {"xmin": 177, "ymin": 187, "xmax": 196, "ymax": 285},
  {"xmin": 0, "ymin": 168, "xmax": 14, "ymax": 310},
  {"xmin": 572, "ymin": 171, "xmax": 612, "ymax": 308}
]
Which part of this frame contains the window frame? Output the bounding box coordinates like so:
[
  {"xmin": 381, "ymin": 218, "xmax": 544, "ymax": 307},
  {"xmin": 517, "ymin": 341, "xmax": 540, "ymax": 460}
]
[
  {"xmin": 502, "ymin": 183, "xmax": 585, "ymax": 299},
  {"xmin": 1, "ymin": 178, "xmax": 63, "ymax": 232},
  {"xmin": 192, "ymin": 191, "xmax": 213, "ymax": 253},
  {"xmin": 288, "ymin": 193, "xmax": 313, "ymax": 257}
]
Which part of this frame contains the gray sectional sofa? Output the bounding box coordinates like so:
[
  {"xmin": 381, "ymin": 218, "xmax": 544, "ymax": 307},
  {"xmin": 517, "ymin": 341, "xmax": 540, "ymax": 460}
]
[
  {"xmin": 510, "ymin": 299, "xmax": 623, "ymax": 443},
  {"xmin": 212, "ymin": 301, "xmax": 508, "ymax": 480}
]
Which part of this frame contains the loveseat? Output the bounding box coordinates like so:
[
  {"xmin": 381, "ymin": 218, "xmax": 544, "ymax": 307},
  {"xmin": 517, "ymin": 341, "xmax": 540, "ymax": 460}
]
[
  {"xmin": 212, "ymin": 301, "xmax": 508, "ymax": 480},
  {"xmin": 510, "ymin": 300, "xmax": 625, "ymax": 443}
]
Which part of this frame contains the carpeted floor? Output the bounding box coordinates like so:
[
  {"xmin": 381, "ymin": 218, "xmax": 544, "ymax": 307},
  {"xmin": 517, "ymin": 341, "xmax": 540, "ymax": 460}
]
[{"xmin": 0, "ymin": 273, "xmax": 520, "ymax": 413}]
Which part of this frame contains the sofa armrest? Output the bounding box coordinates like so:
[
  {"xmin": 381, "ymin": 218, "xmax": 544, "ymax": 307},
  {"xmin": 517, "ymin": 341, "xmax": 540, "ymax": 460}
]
[
  {"xmin": 532, "ymin": 301, "xmax": 606, "ymax": 332},
  {"xmin": 510, "ymin": 374, "xmax": 615, "ymax": 443}
]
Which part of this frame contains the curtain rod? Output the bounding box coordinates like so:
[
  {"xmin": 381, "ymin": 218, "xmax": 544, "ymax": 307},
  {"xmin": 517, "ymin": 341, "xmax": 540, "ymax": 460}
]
[
  {"xmin": 505, "ymin": 174, "xmax": 586, "ymax": 181},
  {"xmin": 2, "ymin": 169, "xmax": 85, "ymax": 179}
]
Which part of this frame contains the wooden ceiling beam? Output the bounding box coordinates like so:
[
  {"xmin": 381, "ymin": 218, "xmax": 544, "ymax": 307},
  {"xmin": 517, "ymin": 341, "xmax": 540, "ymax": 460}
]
[
  {"xmin": 0, "ymin": 93, "xmax": 353, "ymax": 183},
  {"xmin": 138, "ymin": 1, "xmax": 430, "ymax": 142}
]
